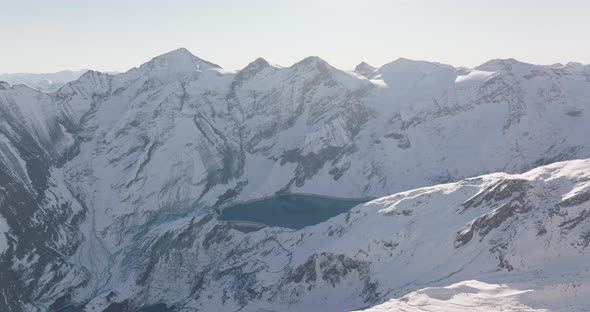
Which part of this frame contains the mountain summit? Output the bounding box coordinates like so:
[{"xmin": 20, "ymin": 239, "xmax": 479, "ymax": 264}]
[
  {"xmin": 128, "ymin": 48, "xmax": 224, "ymax": 83},
  {"xmin": 146, "ymin": 47, "xmax": 222, "ymax": 69},
  {"xmin": 354, "ymin": 61, "xmax": 377, "ymax": 78}
]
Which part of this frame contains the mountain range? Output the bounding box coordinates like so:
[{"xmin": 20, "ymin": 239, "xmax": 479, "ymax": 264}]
[
  {"xmin": 0, "ymin": 70, "xmax": 120, "ymax": 93},
  {"xmin": 0, "ymin": 48, "xmax": 589, "ymax": 311}
]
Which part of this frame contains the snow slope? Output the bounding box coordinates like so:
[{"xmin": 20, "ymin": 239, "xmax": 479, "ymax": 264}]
[
  {"xmin": 79, "ymin": 159, "xmax": 590, "ymax": 311},
  {"xmin": 362, "ymin": 280, "xmax": 568, "ymax": 312}
]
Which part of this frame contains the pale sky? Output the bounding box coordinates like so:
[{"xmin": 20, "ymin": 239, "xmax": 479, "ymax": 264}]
[{"xmin": 1, "ymin": 0, "xmax": 589, "ymax": 73}]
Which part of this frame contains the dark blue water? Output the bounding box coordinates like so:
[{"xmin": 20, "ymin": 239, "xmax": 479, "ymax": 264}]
[
  {"xmin": 218, "ymin": 194, "xmax": 368, "ymax": 230},
  {"xmin": 53, "ymin": 301, "xmax": 175, "ymax": 312}
]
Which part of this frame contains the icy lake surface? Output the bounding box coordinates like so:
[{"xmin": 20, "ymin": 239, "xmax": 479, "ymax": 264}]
[{"xmin": 218, "ymin": 194, "xmax": 369, "ymax": 229}]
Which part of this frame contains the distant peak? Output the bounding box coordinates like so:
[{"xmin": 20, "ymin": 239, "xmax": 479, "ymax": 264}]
[
  {"xmin": 479, "ymin": 58, "xmax": 519, "ymax": 65},
  {"xmin": 80, "ymin": 69, "xmax": 99, "ymax": 76},
  {"xmin": 301, "ymin": 56, "xmax": 324, "ymax": 62},
  {"xmin": 241, "ymin": 57, "xmax": 273, "ymax": 72},
  {"xmin": 391, "ymin": 57, "xmax": 440, "ymax": 66},
  {"xmin": 549, "ymin": 63, "xmax": 565, "ymax": 68},
  {"xmin": 0, "ymin": 81, "xmax": 11, "ymax": 90},
  {"xmin": 566, "ymin": 61, "xmax": 584, "ymax": 67},
  {"xmin": 76, "ymin": 69, "xmax": 110, "ymax": 82},
  {"xmin": 475, "ymin": 58, "xmax": 532, "ymax": 72},
  {"xmin": 290, "ymin": 56, "xmax": 336, "ymax": 76},
  {"xmin": 564, "ymin": 62, "xmax": 585, "ymax": 70},
  {"xmin": 391, "ymin": 57, "xmax": 411, "ymax": 63},
  {"xmin": 354, "ymin": 61, "xmax": 377, "ymax": 78},
  {"xmin": 250, "ymin": 57, "xmax": 271, "ymax": 68},
  {"xmin": 293, "ymin": 56, "xmax": 329, "ymax": 68},
  {"xmin": 377, "ymin": 58, "xmax": 455, "ymax": 74},
  {"xmin": 144, "ymin": 48, "xmax": 222, "ymax": 71},
  {"xmin": 356, "ymin": 61, "xmax": 374, "ymax": 68},
  {"xmin": 546, "ymin": 62, "xmax": 588, "ymax": 73},
  {"xmin": 235, "ymin": 57, "xmax": 275, "ymax": 82},
  {"xmin": 387, "ymin": 57, "xmax": 424, "ymax": 66},
  {"xmin": 155, "ymin": 47, "xmax": 193, "ymax": 59}
]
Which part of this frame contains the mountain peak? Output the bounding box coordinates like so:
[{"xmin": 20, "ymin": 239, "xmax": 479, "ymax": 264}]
[
  {"xmin": 375, "ymin": 57, "xmax": 455, "ymax": 75},
  {"xmin": 293, "ymin": 56, "xmax": 330, "ymax": 69},
  {"xmin": 78, "ymin": 69, "xmax": 101, "ymax": 78},
  {"xmin": 74, "ymin": 69, "xmax": 112, "ymax": 83},
  {"xmin": 475, "ymin": 58, "xmax": 533, "ymax": 72},
  {"xmin": 247, "ymin": 57, "xmax": 271, "ymax": 69},
  {"xmin": 124, "ymin": 48, "xmax": 223, "ymax": 84},
  {"xmin": 165, "ymin": 47, "xmax": 191, "ymax": 55},
  {"xmin": 240, "ymin": 57, "xmax": 273, "ymax": 73},
  {"xmin": 140, "ymin": 48, "xmax": 222, "ymax": 73},
  {"xmin": 152, "ymin": 48, "xmax": 195, "ymax": 62},
  {"xmin": 354, "ymin": 61, "xmax": 377, "ymax": 78},
  {"xmin": 563, "ymin": 62, "xmax": 586, "ymax": 71},
  {"xmin": 383, "ymin": 58, "xmax": 453, "ymax": 70},
  {"xmin": 234, "ymin": 57, "xmax": 274, "ymax": 82}
]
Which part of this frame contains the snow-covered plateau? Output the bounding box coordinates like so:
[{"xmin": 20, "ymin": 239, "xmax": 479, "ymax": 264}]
[{"xmin": 0, "ymin": 48, "xmax": 589, "ymax": 311}]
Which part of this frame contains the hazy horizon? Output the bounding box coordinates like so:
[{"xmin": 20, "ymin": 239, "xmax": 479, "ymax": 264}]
[
  {"xmin": 2, "ymin": 0, "xmax": 589, "ymax": 74},
  {"xmin": 1, "ymin": 48, "xmax": 588, "ymax": 76}
]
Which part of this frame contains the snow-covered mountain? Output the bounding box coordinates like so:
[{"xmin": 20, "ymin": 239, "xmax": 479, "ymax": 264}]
[
  {"xmin": 0, "ymin": 70, "xmax": 119, "ymax": 93},
  {"xmin": 0, "ymin": 70, "xmax": 88, "ymax": 93},
  {"xmin": 0, "ymin": 48, "xmax": 589, "ymax": 311}
]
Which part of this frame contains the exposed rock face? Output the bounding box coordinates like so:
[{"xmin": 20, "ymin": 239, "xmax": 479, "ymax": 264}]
[{"xmin": 0, "ymin": 49, "xmax": 589, "ymax": 311}]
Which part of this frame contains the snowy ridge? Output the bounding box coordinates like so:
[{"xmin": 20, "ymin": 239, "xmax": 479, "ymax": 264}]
[{"xmin": 356, "ymin": 280, "xmax": 589, "ymax": 312}]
